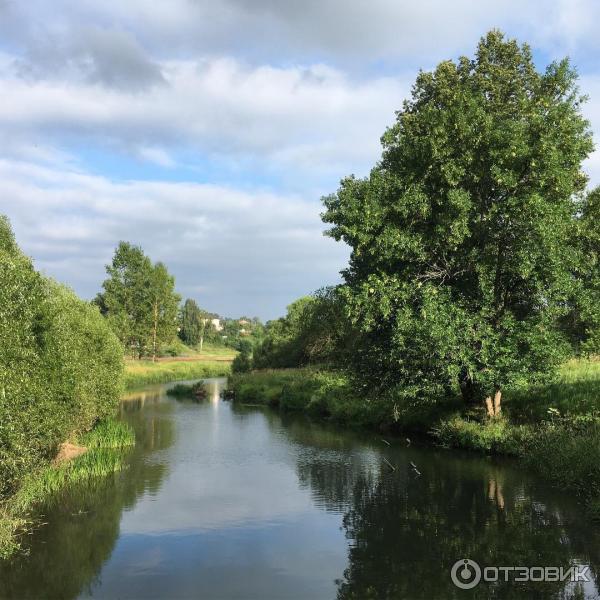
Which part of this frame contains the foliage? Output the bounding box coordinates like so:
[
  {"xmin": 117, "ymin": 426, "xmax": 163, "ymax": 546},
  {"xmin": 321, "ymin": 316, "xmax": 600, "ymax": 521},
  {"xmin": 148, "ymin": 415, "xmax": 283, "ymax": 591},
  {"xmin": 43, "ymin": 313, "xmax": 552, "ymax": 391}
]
[
  {"xmin": 148, "ymin": 262, "xmax": 180, "ymax": 360},
  {"xmin": 521, "ymin": 415, "xmax": 600, "ymax": 501},
  {"xmin": 165, "ymin": 382, "xmax": 206, "ymax": 398},
  {"xmin": 567, "ymin": 186, "xmax": 600, "ymax": 354},
  {"xmin": 253, "ymin": 288, "xmax": 354, "ymax": 370},
  {"xmin": 231, "ymin": 340, "xmax": 253, "ymax": 373},
  {"xmin": 220, "ymin": 316, "xmax": 265, "ymax": 351},
  {"xmin": 95, "ymin": 242, "xmax": 153, "ymax": 357},
  {"xmin": 0, "ymin": 216, "xmax": 123, "ymax": 499},
  {"xmin": 78, "ymin": 419, "xmax": 135, "ymax": 450},
  {"xmin": 433, "ymin": 416, "xmax": 530, "ymax": 454},
  {"xmin": 179, "ymin": 298, "xmax": 205, "ymax": 346},
  {"xmin": 502, "ymin": 356, "xmax": 600, "ymax": 422},
  {"xmin": 230, "ymin": 369, "xmax": 393, "ymax": 428},
  {"xmin": 97, "ymin": 242, "xmax": 180, "ymax": 359},
  {"xmin": 322, "ymin": 31, "xmax": 593, "ymax": 412}
]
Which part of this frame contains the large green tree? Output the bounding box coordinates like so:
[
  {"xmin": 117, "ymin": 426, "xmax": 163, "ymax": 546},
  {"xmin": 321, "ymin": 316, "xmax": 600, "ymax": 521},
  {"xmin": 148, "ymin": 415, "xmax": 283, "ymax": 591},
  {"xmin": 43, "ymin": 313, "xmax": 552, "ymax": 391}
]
[
  {"xmin": 322, "ymin": 31, "xmax": 593, "ymax": 416},
  {"xmin": 572, "ymin": 186, "xmax": 600, "ymax": 354},
  {"xmin": 179, "ymin": 298, "xmax": 204, "ymax": 347},
  {"xmin": 96, "ymin": 242, "xmax": 152, "ymax": 356},
  {"xmin": 98, "ymin": 243, "xmax": 180, "ymax": 359},
  {"xmin": 148, "ymin": 262, "xmax": 180, "ymax": 361}
]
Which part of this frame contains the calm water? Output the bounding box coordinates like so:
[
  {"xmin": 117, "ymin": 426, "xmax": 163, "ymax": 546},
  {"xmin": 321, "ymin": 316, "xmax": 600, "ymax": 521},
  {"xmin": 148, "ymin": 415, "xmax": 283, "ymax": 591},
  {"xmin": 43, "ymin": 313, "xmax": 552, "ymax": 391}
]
[{"xmin": 1, "ymin": 378, "xmax": 599, "ymax": 599}]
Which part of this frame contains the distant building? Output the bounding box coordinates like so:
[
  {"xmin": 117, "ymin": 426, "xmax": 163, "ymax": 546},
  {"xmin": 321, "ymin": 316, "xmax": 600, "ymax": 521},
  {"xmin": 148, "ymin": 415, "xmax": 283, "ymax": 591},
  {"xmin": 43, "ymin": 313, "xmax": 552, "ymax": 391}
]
[{"xmin": 202, "ymin": 317, "xmax": 223, "ymax": 331}]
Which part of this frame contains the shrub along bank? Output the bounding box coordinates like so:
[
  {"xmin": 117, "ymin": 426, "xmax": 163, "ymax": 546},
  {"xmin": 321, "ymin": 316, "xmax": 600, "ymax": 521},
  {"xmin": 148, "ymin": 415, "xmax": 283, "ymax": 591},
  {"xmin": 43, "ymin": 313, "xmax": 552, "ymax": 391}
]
[{"xmin": 0, "ymin": 215, "xmax": 126, "ymax": 557}]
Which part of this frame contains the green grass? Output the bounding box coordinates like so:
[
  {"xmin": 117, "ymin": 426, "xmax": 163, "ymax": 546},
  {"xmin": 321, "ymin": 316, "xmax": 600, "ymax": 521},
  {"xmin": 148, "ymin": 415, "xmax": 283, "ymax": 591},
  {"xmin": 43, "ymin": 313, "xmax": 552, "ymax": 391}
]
[
  {"xmin": 0, "ymin": 418, "xmax": 135, "ymax": 559},
  {"xmin": 230, "ymin": 368, "xmax": 396, "ymax": 429},
  {"xmin": 77, "ymin": 419, "xmax": 136, "ymax": 449},
  {"xmin": 503, "ymin": 357, "xmax": 600, "ymax": 423},
  {"xmin": 124, "ymin": 358, "xmax": 231, "ymax": 389},
  {"xmin": 159, "ymin": 339, "xmax": 238, "ymax": 360}
]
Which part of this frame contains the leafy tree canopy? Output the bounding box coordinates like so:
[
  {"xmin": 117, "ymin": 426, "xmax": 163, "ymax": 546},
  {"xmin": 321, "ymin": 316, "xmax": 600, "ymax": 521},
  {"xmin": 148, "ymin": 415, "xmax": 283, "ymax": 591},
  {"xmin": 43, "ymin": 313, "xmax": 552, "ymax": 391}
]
[
  {"xmin": 322, "ymin": 31, "xmax": 594, "ymax": 412},
  {"xmin": 97, "ymin": 242, "xmax": 180, "ymax": 359}
]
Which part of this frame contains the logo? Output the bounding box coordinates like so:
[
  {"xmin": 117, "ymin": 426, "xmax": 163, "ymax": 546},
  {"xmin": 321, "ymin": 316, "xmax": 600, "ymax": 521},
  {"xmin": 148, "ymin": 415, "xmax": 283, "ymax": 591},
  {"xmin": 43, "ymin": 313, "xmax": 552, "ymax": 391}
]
[
  {"xmin": 450, "ymin": 559, "xmax": 590, "ymax": 589},
  {"xmin": 451, "ymin": 559, "xmax": 482, "ymax": 589}
]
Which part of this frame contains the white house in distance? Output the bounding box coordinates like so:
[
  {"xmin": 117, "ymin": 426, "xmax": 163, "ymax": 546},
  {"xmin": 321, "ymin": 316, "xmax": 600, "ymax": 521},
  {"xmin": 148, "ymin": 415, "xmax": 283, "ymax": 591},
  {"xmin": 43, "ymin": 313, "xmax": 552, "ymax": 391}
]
[{"xmin": 202, "ymin": 317, "xmax": 223, "ymax": 331}]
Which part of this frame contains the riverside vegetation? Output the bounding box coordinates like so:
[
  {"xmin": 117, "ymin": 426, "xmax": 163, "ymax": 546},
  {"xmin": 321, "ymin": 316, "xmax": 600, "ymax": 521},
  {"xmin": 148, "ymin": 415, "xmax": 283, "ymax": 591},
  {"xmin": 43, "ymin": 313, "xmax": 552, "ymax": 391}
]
[
  {"xmin": 231, "ymin": 32, "xmax": 600, "ymax": 517},
  {"xmin": 0, "ymin": 217, "xmax": 236, "ymax": 557},
  {"xmin": 2, "ymin": 26, "xmax": 600, "ymax": 561},
  {"xmin": 0, "ymin": 216, "xmax": 129, "ymax": 557}
]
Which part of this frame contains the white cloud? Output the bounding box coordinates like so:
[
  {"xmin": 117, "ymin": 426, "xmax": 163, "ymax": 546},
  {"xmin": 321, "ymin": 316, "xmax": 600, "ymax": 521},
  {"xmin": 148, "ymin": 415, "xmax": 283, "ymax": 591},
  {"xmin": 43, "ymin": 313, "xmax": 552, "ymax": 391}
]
[
  {"xmin": 5, "ymin": 0, "xmax": 600, "ymax": 67},
  {"xmin": 0, "ymin": 159, "xmax": 348, "ymax": 319},
  {"xmin": 0, "ymin": 57, "xmax": 406, "ymax": 181},
  {"xmin": 138, "ymin": 147, "xmax": 175, "ymax": 168},
  {"xmin": 1, "ymin": 0, "xmax": 600, "ymax": 319}
]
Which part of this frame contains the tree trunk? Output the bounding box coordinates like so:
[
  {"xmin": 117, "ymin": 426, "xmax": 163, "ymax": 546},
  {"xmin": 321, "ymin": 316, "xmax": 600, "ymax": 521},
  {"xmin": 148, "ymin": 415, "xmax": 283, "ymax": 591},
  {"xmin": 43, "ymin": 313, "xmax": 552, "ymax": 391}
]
[
  {"xmin": 459, "ymin": 369, "xmax": 478, "ymax": 405},
  {"xmin": 493, "ymin": 389, "xmax": 501, "ymax": 415},
  {"xmin": 485, "ymin": 389, "xmax": 502, "ymax": 418},
  {"xmin": 152, "ymin": 302, "xmax": 158, "ymax": 363},
  {"xmin": 200, "ymin": 335, "xmax": 204, "ymax": 352}
]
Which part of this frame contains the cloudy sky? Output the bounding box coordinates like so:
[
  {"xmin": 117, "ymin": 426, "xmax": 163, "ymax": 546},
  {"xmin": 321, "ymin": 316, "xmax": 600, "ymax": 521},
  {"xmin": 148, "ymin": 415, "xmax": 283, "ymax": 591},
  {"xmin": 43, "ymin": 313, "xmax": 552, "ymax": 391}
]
[{"xmin": 1, "ymin": 0, "xmax": 599, "ymax": 319}]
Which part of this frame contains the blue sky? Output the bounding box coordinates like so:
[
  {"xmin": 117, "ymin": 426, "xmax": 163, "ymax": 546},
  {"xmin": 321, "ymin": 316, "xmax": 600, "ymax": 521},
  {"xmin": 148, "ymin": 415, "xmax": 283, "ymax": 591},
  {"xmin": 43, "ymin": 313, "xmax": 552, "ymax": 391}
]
[{"xmin": 0, "ymin": 0, "xmax": 599, "ymax": 319}]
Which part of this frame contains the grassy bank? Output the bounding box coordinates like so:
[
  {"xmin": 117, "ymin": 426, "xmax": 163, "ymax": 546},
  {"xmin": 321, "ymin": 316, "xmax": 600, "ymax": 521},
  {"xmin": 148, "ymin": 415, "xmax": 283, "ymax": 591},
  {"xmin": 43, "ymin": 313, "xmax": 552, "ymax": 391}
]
[
  {"xmin": 124, "ymin": 357, "xmax": 232, "ymax": 389},
  {"xmin": 159, "ymin": 338, "xmax": 238, "ymax": 360},
  {"xmin": 0, "ymin": 419, "xmax": 134, "ymax": 559},
  {"xmin": 230, "ymin": 358, "xmax": 600, "ymax": 515}
]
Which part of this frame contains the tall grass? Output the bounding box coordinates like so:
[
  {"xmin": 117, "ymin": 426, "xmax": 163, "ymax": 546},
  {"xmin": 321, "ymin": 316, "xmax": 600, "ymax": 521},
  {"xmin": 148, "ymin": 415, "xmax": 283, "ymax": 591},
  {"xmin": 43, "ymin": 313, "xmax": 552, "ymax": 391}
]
[
  {"xmin": 503, "ymin": 357, "xmax": 600, "ymax": 422},
  {"xmin": 124, "ymin": 359, "xmax": 231, "ymax": 389},
  {"xmin": 78, "ymin": 419, "xmax": 135, "ymax": 449},
  {"xmin": 0, "ymin": 418, "xmax": 135, "ymax": 558}
]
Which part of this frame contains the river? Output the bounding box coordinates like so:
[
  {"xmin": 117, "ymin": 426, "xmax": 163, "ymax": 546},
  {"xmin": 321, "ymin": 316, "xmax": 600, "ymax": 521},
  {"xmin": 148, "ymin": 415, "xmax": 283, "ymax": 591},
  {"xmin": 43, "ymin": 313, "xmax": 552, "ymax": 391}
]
[{"xmin": 1, "ymin": 378, "xmax": 599, "ymax": 599}]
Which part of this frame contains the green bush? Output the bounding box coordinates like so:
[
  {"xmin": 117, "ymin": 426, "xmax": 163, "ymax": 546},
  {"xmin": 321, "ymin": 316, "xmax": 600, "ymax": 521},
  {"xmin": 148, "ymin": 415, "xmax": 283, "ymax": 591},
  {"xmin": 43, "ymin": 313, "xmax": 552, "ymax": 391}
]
[
  {"xmin": 0, "ymin": 216, "xmax": 123, "ymax": 498},
  {"xmin": 231, "ymin": 349, "xmax": 252, "ymax": 374},
  {"xmin": 432, "ymin": 416, "xmax": 531, "ymax": 454},
  {"xmin": 230, "ymin": 369, "xmax": 392, "ymax": 428}
]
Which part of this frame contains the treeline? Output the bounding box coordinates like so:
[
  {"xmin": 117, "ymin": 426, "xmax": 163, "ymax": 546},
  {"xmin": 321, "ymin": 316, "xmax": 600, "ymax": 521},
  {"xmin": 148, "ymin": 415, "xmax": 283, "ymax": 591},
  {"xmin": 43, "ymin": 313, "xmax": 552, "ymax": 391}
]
[
  {"xmin": 94, "ymin": 241, "xmax": 264, "ymax": 360},
  {"xmin": 0, "ymin": 217, "xmax": 123, "ymax": 498},
  {"xmin": 237, "ymin": 31, "xmax": 600, "ymax": 419}
]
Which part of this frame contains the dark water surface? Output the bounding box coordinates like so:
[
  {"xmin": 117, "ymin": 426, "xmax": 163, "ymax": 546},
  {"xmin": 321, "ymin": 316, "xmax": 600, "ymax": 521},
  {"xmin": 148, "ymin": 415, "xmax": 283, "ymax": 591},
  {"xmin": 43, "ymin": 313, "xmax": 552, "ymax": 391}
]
[{"xmin": 1, "ymin": 378, "xmax": 599, "ymax": 599}]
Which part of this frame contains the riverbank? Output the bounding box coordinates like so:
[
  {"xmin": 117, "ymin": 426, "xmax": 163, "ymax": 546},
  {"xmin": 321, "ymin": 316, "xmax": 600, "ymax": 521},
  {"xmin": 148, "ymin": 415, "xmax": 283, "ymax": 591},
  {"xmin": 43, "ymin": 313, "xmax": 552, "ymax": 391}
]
[
  {"xmin": 124, "ymin": 357, "xmax": 232, "ymax": 389},
  {"xmin": 0, "ymin": 419, "xmax": 135, "ymax": 559},
  {"xmin": 230, "ymin": 358, "xmax": 600, "ymax": 516}
]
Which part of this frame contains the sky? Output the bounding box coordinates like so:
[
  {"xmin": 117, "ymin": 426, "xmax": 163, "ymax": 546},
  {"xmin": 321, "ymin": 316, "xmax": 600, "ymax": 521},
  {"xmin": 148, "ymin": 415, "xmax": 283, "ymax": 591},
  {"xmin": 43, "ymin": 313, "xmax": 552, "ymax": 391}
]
[{"xmin": 1, "ymin": 1, "xmax": 600, "ymax": 320}]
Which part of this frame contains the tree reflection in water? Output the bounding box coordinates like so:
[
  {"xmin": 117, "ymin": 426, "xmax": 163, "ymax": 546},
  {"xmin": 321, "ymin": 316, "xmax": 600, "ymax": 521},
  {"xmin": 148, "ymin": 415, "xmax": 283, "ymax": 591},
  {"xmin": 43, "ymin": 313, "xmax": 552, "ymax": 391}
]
[
  {"xmin": 0, "ymin": 388, "xmax": 174, "ymax": 600},
  {"xmin": 282, "ymin": 414, "xmax": 599, "ymax": 600}
]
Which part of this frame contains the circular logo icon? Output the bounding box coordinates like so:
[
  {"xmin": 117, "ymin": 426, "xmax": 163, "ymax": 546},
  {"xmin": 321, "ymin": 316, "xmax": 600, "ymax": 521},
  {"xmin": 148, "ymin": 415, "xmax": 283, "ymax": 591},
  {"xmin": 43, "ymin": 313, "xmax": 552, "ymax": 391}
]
[{"xmin": 451, "ymin": 558, "xmax": 482, "ymax": 589}]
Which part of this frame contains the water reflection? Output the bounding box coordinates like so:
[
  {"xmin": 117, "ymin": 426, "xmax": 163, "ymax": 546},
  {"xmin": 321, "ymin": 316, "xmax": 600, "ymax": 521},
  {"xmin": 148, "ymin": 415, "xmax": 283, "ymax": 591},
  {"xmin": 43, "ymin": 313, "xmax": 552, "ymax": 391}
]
[
  {"xmin": 281, "ymin": 419, "xmax": 600, "ymax": 599},
  {"xmin": 0, "ymin": 384, "xmax": 175, "ymax": 599},
  {"xmin": 0, "ymin": 380, "xmax": 598, "ymax": 599}
]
